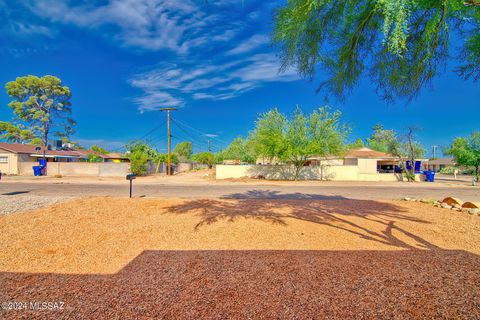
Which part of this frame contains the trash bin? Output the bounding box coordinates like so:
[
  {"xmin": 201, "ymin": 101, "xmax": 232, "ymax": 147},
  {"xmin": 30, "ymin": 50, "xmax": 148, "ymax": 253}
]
[
  {"xmin": 39, "ymin": 158, "xmax": 47, "ymax": 167},
  {"xmin": 32, "ymin": 166, "xmax": 42, "ymax": 176},
  {"xmin": 424, "ymin": 170, "xmax": 436, "ymax": 182}
]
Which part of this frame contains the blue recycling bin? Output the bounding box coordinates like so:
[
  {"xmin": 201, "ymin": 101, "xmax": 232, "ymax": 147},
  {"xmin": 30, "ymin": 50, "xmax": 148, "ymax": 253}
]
[
  {"xmin": 424, "ymin": 170, "xmax": 436, "ymax": 182},
  {"xmin": 32, "ymin": 166, "xmax": 42, "ymax": 176},
  {"xmin": 39, "ymin": 158, "xmax": 47, "ymax": 167}
]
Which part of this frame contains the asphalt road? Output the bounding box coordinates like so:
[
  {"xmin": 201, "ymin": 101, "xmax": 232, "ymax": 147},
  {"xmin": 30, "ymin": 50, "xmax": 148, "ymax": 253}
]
[{"xmin": 0, "ymin": 181, "xmax": 478, "ymax": 201}]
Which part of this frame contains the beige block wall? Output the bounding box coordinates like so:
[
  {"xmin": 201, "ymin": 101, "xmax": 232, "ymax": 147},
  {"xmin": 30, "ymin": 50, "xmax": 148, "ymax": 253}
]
[
  {"xmin": 357, "ymin": 158, "xmax": 378, "ymax": 174},
  {"xmin": 216, "ymin": 164, "xmax": 424, "ymax": 182},
  {"xmin": 18, "ymin": 162, "xmax": 129, "ymax": 177},
  {"xmin": 0, "ymin": 152, "xmax": 18, "ymax": 175}
]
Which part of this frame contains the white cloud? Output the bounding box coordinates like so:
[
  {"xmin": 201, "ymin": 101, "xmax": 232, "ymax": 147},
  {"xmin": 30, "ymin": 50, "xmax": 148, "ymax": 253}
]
[
  {"xmin": 27, "ymin": 0, "xmax": 233, "ymax": 53},
  {"xmin": 129, "ymin": 53, "xmax": 299, "ymax": 110},
  {"xmin": 225, "ymin": 34, "xmax": 269, "ymax": 56},
  {"xmin": 10, "ymin": 22, "xmax": 54, "ymax": 38}
]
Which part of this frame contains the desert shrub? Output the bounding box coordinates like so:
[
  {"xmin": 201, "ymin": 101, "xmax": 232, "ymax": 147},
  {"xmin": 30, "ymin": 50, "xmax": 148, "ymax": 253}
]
[
  {"xmin": 439, "ymin": 166, "xmax": 458, "ymax": 175},
  {"xmin": 129, "ymin": 151, "xmax": 149, "ymax": 175}
]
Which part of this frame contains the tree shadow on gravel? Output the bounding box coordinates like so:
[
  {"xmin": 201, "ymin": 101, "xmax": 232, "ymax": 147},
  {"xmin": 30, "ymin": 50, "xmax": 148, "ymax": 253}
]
[
  {"xmin": 166, "ymin": 189, "xmax": 436, "ymax": 250},
  {"xmin": 1, "ymin": 250, "xmax": 479, "ymax": 319}
]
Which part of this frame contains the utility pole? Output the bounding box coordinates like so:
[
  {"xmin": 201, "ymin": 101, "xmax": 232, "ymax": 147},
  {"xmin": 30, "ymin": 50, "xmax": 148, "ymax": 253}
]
[
  {"xmin": 207, "ymin": 140, "xmax": 212, "ymax": 169},
  {"xmin": 160, "ymin": 107, "xmax": 177, "ymax": 175},
  {"xmin": 432, "ymin": 145, "xmax": 438, "ymax": 160}
]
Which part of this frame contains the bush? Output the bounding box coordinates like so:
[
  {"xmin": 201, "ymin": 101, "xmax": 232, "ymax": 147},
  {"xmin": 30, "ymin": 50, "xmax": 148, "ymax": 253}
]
[
  {"xmin": 439, "ymin": 166, "xmax": 458, "ymax": 175},
  {"xmin": 129, "ymin": 151, "xmax": 149, "ymax": 175}
]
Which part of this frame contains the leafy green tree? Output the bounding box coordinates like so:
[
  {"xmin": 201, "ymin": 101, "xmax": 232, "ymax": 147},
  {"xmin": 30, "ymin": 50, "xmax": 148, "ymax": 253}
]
[
  {"xmin": 250, "ymin": 106, "xmax": 348, "ymax": 180},
  {"xmin": 367, "ymin": 124, "xmax": 402, "ymax": 154},
  {"xmin": 191, "ymin": 152, "xmax": 213, "ymax": 165},
  {"xmin": 126, "ymin": 141, "xmax": 159, "ymax": 159},
  {"xmin": 158, "ymin": 153, "xmax": 180, "ymax": 165},
  {"xmin": 348, "ymin": 138, "xmax": 365, "ymax": 149},
  {"xmin": 86, "ymin": 154, "xmax": 103, "ymax": 163},
  {"xmin": 126, "ymin": 141, "xmax": 160, "ymax": 175},
  {"xmin": 173, "ymin": 141, "xmax": 192, "ymax": 162},
  {"xmin": 5, "ymin": 75, "xmax": 74, "ymax": 148},
  {"xmin": 273, "ymin": 0, "xmax": 480, "ymax": 101},
  {"xmin": 367, "ymin": 124, "xmax": 425, "ymax": 180},
  {"xmin": 0, "ymin": 121, "xmax": 38, "ymax": 143},
  {"xmin": 446, "ymin": 132, "xmax": 480, "ymax": 179},
  {"xmin": 129, "ymin": 151, "xmax": 149, "ymax": 175},
  {"xmin": 221, "ymin": 137, "xmax": 256, "ymax": 163},
  {"xmin": 90, "ymin": 145, "xmax": 109, "ymax": 155}
]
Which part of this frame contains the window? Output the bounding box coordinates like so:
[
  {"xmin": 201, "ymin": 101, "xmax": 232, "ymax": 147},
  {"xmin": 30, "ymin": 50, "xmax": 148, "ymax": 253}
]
[{"xmin": 0, "ymin": 156, "xmax": 8, "ymax": 163}]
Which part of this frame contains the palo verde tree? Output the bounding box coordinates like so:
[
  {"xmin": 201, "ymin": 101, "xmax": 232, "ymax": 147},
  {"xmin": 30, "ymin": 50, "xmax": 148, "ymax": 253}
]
[
  {"xmin": 273, "ymin": 0, "xmax": 480, "ymax": 101},
  {"xmin": 367, "ymin": 124, "xmax": 425, "ymax": 181},
  {"xmin": 446, "ymin": 132, "xmax": 480, "ymax": 180},
  {"xmin": 173, "ymin": 141, "xmax": 193, "ymax": 162},
  {"xmin": 250, "ymin": 106, "xmax": 348, "ymax": 180},
  {"xmin": 221, "ymin": 137, "xmax": 256, "ymax": 163},
  {"xmin": 4, "ymin": 75, "xmax": 75, "ymax": 148}
]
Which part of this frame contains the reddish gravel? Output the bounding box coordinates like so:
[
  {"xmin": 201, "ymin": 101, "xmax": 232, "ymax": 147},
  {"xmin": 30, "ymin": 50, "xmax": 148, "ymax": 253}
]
[{"xmin": 1, "ymin": 250, "xmax": 480, "ymax": 319}]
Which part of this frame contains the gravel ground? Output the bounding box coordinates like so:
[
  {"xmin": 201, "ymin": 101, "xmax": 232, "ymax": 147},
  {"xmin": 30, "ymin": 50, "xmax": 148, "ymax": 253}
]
[
  {"xmin": 0, "ymin": 197, "xmax": 479, "ymax": 318},
  {"xmin": 1, "ymin": 250, "xmax": 479, "ymax": 319},
  {"xmin": 0, "ymin": 195, "xmax": 73, "ymax": 215}
]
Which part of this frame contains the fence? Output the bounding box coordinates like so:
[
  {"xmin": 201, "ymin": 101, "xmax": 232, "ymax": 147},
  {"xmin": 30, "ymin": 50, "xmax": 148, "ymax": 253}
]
[
  {"xmin": 18, "ymin": 162, "xmax": 130, "ymax": 177},
  {"xmin": 216, "ymin": 164, "xmax": 416, "ymax": 181}
]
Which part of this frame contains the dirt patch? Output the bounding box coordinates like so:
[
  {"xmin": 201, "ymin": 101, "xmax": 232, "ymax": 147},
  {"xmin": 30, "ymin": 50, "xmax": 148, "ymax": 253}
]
[
  {"xmin": 1, "ymin": 198, "xmax": 480, "ymax": 319},
  {"xmin": 1, "ymin": 197, "xmax": 479, "ymax": 274}
]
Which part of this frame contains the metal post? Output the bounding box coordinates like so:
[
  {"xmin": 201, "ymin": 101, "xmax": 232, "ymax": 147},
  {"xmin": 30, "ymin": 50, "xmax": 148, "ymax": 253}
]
[{"xmin": 129, "ymin": 180, "xmax": 133, "ymax": 198}]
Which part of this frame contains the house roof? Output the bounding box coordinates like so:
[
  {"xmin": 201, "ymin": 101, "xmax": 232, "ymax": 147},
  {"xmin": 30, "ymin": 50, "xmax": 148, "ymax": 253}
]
[
  {"xmin": 344, "ymin": 147, "xmax": 397, "ymax": 159},
  {"xmin": 0, "ymin": 142, "xmax": 97, "ymax": 158},
  {"xmin": 428, "ymin": 158, "xmax": 456, "ymax": 166}
]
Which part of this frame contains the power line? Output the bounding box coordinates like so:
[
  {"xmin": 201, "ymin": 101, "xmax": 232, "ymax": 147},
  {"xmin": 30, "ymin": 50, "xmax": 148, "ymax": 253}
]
[{"xmin": 170, "ymin": 117, "xmax": 228, "ymax": 145}]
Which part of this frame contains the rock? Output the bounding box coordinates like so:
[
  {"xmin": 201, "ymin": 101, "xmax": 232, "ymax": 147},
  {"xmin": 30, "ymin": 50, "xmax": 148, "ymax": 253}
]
[
  {"xmin": 441, "ymin": 203, "xmax": 452, "ymax": 210},
  {"xmin": 441, "ymin": 197, "xmax": 463, "ymax": 206},
  {"xmin": 402, "ymin": 197, "xmax": 411, "ymax": 201},
  {"xmin": 462, "ymin": 202, "xmax": 480, "ymax": 209},
  {"xmin": 468, "ymin": 208, "xmax": 480, "ymax": 215},
  {"xmin": 453, "ymin": 204, "xmax": 462, "ymax": 209},
  {"xmin": 452, "ymin": 208, "xmax": 461, "ymax": 212}
]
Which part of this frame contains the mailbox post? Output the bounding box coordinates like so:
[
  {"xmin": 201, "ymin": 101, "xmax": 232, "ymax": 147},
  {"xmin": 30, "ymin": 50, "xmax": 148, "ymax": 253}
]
[{"xmin": 126, "ymin": 174, "xmax": 136, "ymax": 198}]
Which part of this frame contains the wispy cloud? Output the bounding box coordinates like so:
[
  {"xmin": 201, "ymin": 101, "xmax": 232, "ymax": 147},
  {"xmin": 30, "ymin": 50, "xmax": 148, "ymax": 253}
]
[
  {"xmin": 129, "ymin": 53, "xmax": 299, "ymax": 111},
  {"xmin": 27, "ymin": 0, "xmax": 237, "ymax": 54},
  {"xmin": 225, "ymin": 34, "xmax": 270, "ymax": 56}
]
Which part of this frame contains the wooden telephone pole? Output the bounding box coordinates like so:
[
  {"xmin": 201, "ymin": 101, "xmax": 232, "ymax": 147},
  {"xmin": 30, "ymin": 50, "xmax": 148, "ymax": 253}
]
[
  {"xmin": 207, "ymin": 140, "xmax": 212, "ymax": 169},
  {"xmin": 160, "ymin": 108, "xmax": 177, "ymax": 175}
]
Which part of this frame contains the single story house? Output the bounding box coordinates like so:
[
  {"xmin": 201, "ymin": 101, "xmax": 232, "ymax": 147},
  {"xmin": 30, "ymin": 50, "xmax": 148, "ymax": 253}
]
[
  {"xmin": 426, "ymin": 158, "xmax": 456, "ymax": 172},
  {"xmin": 217, "ymin": 147, "xmax": 428, "ymax": 181},
  {"xmin": 0, "ymin": 142, "xmax": 129, "ymax": 175}
]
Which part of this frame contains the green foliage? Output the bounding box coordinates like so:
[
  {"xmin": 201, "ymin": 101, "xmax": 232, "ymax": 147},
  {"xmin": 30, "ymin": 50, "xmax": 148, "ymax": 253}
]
[
  {"xmin": 220, "ymin": 137, "xmax": 256, "ymax": 163},
  {"xmin": 126, "ymin": 141, "xmax": 159, "ymax": 159},
  {"xmin": 446, "ymin": 132, "xmax": 480, "ymax": 179},
  {"xmin": 0, "ymin": 121, "xmax": 36, "ymax": 143},
  {"xmin": 90, "ymin": 145, "xmax": 108, "ymax": 155},
  {"xmin": 129, "ymin": 151, "xmax": 149, "ymax": 176},
  {"xmin": 157, "ymin": 153, "xmax": 180, "ymax": 165},
  {"xmin": 191, "ymin": 152, "xmax": 213, "ymax": 165},
  {"xmin": 438, "ymin": 166, "xmax": 459, "ymax": 175},
  {"xmin": 86, "ymin": 154, "xmax": 103, "ymax": 163},
  {"xmin": 5, "ymin": 75, "xmax": 74, "ymax": 147},
  {"xmin": 250, "ymin": 106, "xmax": 348, "ymax": 180},
  {"xmin": 273, "ymin": 0, "xmax": 480, "ymax": 101},
  {"xmin": 348, "ymin": 138, "xmax": 365, "ymax": 149},
  {"xmin": 173, "ymin": 141, "xmax": 192, "ymax": 162}
]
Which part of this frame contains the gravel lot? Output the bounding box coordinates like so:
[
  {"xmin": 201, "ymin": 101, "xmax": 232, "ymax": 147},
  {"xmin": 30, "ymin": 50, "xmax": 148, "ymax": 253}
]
[
  {"xmin": 0, "ymin": 197, "xmax": 479, "ymax": 318},
  {"xmin": 0, "ymin": 195, "xmax": 73, "ymax": 215}
]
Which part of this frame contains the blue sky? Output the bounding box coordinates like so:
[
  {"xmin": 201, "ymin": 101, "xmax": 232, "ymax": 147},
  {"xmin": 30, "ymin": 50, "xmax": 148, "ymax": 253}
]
[{"xmin": 0, "ymin": 0, "xmax": 478, "ymax": 156}]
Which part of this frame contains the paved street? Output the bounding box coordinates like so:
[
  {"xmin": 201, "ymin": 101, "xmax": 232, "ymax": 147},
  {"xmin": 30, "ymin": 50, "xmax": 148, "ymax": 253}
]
[{"xmin": 0, "ymin": 179, "xmax": 478, "ymax": 201}]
